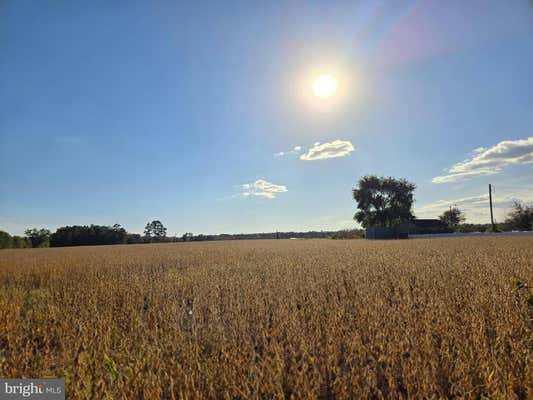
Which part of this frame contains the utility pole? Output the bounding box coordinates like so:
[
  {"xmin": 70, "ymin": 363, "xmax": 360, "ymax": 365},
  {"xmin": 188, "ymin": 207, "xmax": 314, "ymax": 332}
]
[{"xmin": 489, "ymin": 184, "xmax": 495, "ymax": 231}]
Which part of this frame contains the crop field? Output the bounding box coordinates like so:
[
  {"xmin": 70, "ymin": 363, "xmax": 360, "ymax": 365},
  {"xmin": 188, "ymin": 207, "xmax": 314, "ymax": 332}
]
[{"xmin": 0, "ymin": 238, "xmax": 531, "ymax": 399}]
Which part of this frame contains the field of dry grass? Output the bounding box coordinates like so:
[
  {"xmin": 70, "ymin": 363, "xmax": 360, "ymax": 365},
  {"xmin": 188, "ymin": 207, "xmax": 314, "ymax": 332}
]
[{"xmin": 0, "ymin": 238, "xmax": 531, "ymax": 399}]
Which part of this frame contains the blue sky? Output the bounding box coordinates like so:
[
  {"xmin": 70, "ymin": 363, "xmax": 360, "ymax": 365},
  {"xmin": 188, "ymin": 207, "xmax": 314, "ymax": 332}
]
[{"xmin": 1, "ymin": 0, "xmax": 533, "ymax": 236}]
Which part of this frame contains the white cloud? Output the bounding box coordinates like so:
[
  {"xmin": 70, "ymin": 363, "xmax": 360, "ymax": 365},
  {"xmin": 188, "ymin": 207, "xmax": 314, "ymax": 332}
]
[
  {"xmin": 274, "ymin": 140, "xmax": 355, "ymax": 161},
  {"xmin": 299, "ymin": 140, "xmax": 355, "ymax": 161},
  {"xmin": 433, "ymin": 137, "xmax": 533, "ymax": 183},
  {"xmin": 239, "ymin": 179, "xmax": 288, "ymax": 199},
  {"xmin": 432, "ymin": 169, "xmax": 499, "ymax": 183}
]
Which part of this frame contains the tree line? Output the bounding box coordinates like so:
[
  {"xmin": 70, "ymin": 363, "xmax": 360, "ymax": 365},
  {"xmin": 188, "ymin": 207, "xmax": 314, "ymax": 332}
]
[
  {"xmin": 0, "ymin": 219, "xmax": 359, "ymax": 249},
  {"xmin": 0, "ymin": 221, "xmax": 166, "ymax": 249}
]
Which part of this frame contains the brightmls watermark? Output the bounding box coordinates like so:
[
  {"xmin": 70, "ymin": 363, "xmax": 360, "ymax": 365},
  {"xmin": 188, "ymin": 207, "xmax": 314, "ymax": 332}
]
[{"xmin": 0, "ymin": 380, "xmax": 64, "ymax": 399}]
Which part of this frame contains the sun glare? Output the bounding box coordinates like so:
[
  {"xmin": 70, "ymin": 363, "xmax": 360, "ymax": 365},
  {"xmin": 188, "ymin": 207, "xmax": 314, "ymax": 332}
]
[{"xmin": 313, "ymin": 74, "xmax": 337, "ymax": 98}]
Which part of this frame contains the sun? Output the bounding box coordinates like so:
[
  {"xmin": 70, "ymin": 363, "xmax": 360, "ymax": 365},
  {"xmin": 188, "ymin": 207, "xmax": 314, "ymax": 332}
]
[{"xmin": 313, "ymin": 74, "xmax": 337, "ymax": 98}]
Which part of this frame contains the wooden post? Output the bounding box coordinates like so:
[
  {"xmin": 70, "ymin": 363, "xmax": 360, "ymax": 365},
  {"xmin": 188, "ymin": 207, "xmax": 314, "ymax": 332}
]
[{"xmin": 489, "ymin": 184, "xmax": 495, "ymax": 231}]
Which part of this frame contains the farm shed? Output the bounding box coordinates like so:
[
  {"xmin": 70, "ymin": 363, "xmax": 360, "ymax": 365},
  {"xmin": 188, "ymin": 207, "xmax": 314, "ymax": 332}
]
[{"xmin": 366, "ymin": 224, "xmax": 409, "ymax": 239}]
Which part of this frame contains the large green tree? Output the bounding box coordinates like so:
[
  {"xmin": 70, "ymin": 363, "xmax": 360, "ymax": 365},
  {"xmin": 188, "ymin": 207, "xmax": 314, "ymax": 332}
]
[{"xmin": 353, "ymin": 176, "xmax": 416, "ymax": 228}]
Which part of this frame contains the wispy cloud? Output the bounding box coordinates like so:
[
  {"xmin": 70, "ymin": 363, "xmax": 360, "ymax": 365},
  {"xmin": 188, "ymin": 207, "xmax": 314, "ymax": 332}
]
[
  {"xmin": 274, "ymin": 146, "xmax": 303, "ymax": 157},
  {"xmin": 239, "ymin": 179, "xmax": 288, "ymax": 199},
  {"xmin": 299, "ymin": 140, "xmax": 355, "ymax": 161},
  {"xmin": 432, "ymin": 169, "xmax": 499, "ymax": 183},
  {"xmin": 432, "ymin": 137, "xmax": 533, "ymax": 183}
]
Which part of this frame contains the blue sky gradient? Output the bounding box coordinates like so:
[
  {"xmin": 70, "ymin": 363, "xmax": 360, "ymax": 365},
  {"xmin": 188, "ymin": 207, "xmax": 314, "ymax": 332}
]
[{"xmin": 1, "ymin": 0, "xmax": 533, "ymax": 235}]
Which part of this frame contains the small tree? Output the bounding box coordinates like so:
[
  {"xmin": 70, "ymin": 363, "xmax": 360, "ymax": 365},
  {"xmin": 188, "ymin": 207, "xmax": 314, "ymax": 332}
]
[
  {"xmin": 504, "ymin": 201, "xmax": 533, "ymax": 231},
  {"xmin": 152, "ymin": 221, "xmax": 167, "ymax": 239},
  {"xmin": 353, "ymin": 176, "xmax": 416, "ymax": 228},
  {"xmin": 182, "ymin": 232, "xmax": 193, "ymax": 242},
  {"xmin": 439, "ymin": 207, "xmax": 465, "ymax": 230},
  {"xmin": 24, "ymin": 228, "xmax": 51, "ymax": 248}
]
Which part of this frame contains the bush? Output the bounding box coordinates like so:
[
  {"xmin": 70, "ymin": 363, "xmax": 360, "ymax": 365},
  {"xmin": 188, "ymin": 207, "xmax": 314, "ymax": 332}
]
[{"xmin": 330, "ymin": 229, "xmax": 365, "ymax": 239}]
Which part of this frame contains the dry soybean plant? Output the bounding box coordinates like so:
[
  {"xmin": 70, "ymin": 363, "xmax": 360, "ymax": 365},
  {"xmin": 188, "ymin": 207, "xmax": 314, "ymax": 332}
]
[{"xmin": 0, "ymin": 237, "xmax": 531, "ymax": 399}]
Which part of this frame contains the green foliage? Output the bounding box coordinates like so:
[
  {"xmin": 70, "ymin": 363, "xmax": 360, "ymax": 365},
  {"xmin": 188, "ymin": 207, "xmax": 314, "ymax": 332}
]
[
  {"xmin": 103, "ymin": 354, "xmax": 118, "ymax": 381},
  {"xmin": 144, "ymin": 220, "xmax": 167, "ymax": 242},
  {"xmin": 502, "ymin": 201, "xmax": 533, "ymax": 231},
  {"xmin": 0, "ymin": 231, "xmax": 31, "ymax": 249},
  {"xmin": 329, "ymin": 229, "xmax": 365, "ymax": 239},
  {"xmin": 126, "ymin": 233, "xmax": 143, "ymax": 244},
  {"xmin": 25, "ymin": 228, "xmax": 51, "ymax": 248},
  {"xmin": 0, "ymin": 231, "xmax": 13, "ymax": 249},
  {"xmin": 12, "ymin": 236, "xmax": 31, "ymax": 248},
  {"xmin": 439, "ymin": 208, "xmax": 466, "ymax": 230},
  {"xmin": 50, "ymin": 224, "xmax": 128, "ymax": 247},
  {"xmin": 353, "ymin": 176, "xmax": 416, "ymax": 228}
]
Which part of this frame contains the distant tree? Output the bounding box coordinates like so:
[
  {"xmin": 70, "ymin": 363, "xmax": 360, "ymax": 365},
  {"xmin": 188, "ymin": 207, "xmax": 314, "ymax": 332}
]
[
  {"xmin": 329, "ymin": 229, "xmax": 365, "ymax": 240},
  {"xmin": 439, "ymin": 208, "xmax": 466, "ymax": 229},
  {"xmin": 353, "ymin": 176, "xmax": 416, "ymax": 228},
  {"xmin": 0, "ymin": 230, "xmax": 14, "ymax": 249},
  {"xmin": 503, "ymin": 201, "xmax": 533, "ymax": 231},
  {"xmin": 12, "ymin": 236, "xmax": 31, "ymax": 248},
  {"xmin": 182, "ymin": 232, "xmax": 193, "ymax": 242},
  {"xmin": 144, "ymin": 220, "xmax": 167, "ymax": 242},
  {"xmin": 111, "ymin": 224, "xmax": 127, "ymax": 243},
  {"xmin": 126, "ymin": 233, "xmax": 143, "ymax": 244},
  {"xmin": 152, "ymin": 221, "xmax": 166, "ymax": 238},
  {"xmin": 24, "ymin": 228, "xmax": 51, "ymax": 248}
]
